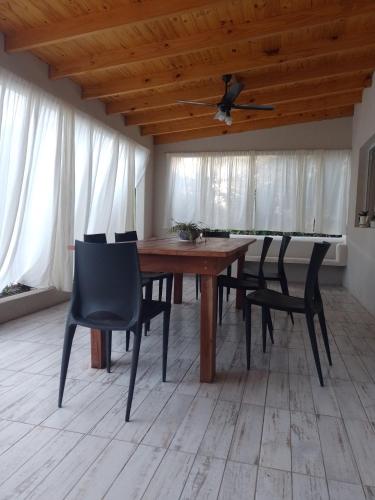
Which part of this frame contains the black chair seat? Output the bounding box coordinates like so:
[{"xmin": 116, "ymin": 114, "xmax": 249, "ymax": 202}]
[
  {"xmin": 218, "ymin": 275, "xmax": 261, "ymax": 290},
  {"xmin": 246, "ymin": 288, "xmax": 306, "ymax": 313}
]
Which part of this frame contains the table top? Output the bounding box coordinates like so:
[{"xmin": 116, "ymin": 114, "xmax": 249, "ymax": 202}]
[{"xmin": 136, "ymin": 237, "xmax": 255, "ymax": 258}]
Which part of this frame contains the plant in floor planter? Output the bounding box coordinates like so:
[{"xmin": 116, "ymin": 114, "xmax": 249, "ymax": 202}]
[
  {"xmin": 0, "ymin": 283, "xmax": 32, "ymax": 298},
  {"xmin": 170, "ymin": 221, "xmax": 202, "ymax": 241}
]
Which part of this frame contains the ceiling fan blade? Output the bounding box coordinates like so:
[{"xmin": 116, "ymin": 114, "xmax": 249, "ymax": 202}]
[
  {"xmin": 232, "ymin": 103, "xmax": 274, "ymax": 110},
  {"xmin": 223, "ymin": 81, "xmax": 244, "ymax": 104},
  {"xmin": 176, "ymin": 100, "xmax": 217, "ymax": 107}
]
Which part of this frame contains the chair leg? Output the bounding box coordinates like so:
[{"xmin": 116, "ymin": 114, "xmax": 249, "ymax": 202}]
[
  {"xmin": 226, "ymin": 265, "xmax": 232, "ymax": 301},
  {"xmin": 105, "ymin": 330, "xmax": 112, "ymax": 373},
  {"xmin": 195, "ymin": 274, "xmax": 199, "ymax": 300},
  {"xmin": 58, "ymin": 322, "xmax": 77, "ymax": 408},
  {"xmin": 158, "ymin": 278, "xmax": 163, "ymax": 301},
  {"xmin": 262, "ymin": 306, "xmax": 267, "ymax": 353},
  {"xmin": 166, "ymin": 275, "xmax": 173, "ymax": 304},
  {"xmin": 162, "ymin": 308, "xmax": 171, "ymax": 382},
  {"xmin": 125, "ymin": 325, "xmax": 142, "ymax": 422},
  {"xmin": 144, "ymin": 282, "xmax": 153, "ymax": 335},
  {"xmin": 218, "ymin": 284, "xmax": 224, "ymax": 325},
  {"xmin": 280, "ymin": 276, "xmax": 294, "ymax": 325},
  {"xmin": 245, "ymin": 301, "xmax": 252, "ymax": 370},
  {"xmin": 266, "ymin": 307, "xmax": 274, "ymax": 344},
  {"xmin": 306, "ymin": 312, "xmax": 324, "ymax": 387},
  {"xmin": 125, "ymin": 330, "xmax": 130, "ymax": 352},
  {"xmin": 318, "ymin": 310, "xmax": 332, "ymax": 366}
]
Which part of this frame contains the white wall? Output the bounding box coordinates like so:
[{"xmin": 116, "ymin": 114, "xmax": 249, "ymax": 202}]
[
  {"xmin": 344, "ymin": 76, "xmax": 375, "ymax": 315},
  {"xmin": 0, "ymin": 35, "xmax": 155, "ymax": 237},
  {"xmin": 153, "ymin": 117, "xmax": 352, "ymax": 235}
]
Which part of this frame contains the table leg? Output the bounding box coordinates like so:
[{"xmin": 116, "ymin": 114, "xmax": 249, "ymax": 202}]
[
  {"xmin": 236, "ymin": 253, "xmax": 245, "ymax": 310},
  {"xmin": 90, "ymin": 329, "xmax": 106, "ymax": 369},
  {"xmin": 200, "ymin": 274, "xmax": 217, "ymax": 382},
  {"xmin": 173, "ymin": 273, "xmax": 183, "ymax": 304}
]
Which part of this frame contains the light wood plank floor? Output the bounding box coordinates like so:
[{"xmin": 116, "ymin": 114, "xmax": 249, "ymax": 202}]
[{"xmin": 0, "ymin": 278, "xmax": 374, "ymax": 499}]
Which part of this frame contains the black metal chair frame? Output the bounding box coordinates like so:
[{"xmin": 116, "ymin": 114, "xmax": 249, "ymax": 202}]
[
  {"xmin": 115, "ymin": 231, "xmax": 173, "ymax": 346},
  {"xmin": 245, "ymin": 241, "xmax": 332, "ymax": 386},
  {"xmin": 243, "ymin": 235, "xmax": 294, "ymax": 324},
  {"xmin": 58, "ymin": 240, "xmax": 173, "ymax": 422},
  {"xmin": 217, "ymin": 236, "xmax": 274, "ymax": 339}
]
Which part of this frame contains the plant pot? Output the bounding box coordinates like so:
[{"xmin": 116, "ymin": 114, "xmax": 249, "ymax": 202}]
[
  {"xmin": 359, "ymin": 215, "xmax": 369, "ymax": 227},
  {"xmin": 178, "ymin": 230, "xmax": 199, "ymax": 241}
]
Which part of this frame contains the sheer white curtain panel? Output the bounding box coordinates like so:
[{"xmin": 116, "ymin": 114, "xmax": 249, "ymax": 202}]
[{"xmin": 165, "ymin": 150, "xmax": 350, "ymax": 234}]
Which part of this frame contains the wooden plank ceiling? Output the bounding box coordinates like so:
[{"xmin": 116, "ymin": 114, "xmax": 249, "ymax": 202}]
[{"xmin": 1, "ymin": 0, "xmax": 375, "ymax": 144}]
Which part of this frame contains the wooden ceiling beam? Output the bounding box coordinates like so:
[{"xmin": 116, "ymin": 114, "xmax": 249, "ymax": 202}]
[
  {"xmin": 84, "ymin": 28, "xmax": 375, "ymax": 99},
  {"xmin": 153, "ymin": 106, "xmax": 354, "ymax": 144},
  {"xmin": 49, "ymin": 1, "xmax": 375, "ymax": 80},
  {"xmin": 5, "ymin": 0, "xmax": 220, "ymax": 53},
  {"xmin": 106, "ymin": 50, "xmax": 375, "ymax": 114},
  {"xmin": 124, "ymin": 72, "xmax": 371, "ymax": 125},
  {"xmin": 141, "ymin": 90, "xmax": 362, "ymax": 135}
]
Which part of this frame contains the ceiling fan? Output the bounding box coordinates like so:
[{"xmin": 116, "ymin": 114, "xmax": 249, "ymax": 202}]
[{"xmin": 176, "ymin": 74, "xmax": 274, "ymax": 126}]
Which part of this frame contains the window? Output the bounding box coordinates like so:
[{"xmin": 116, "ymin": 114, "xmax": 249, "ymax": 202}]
[{"xmin": 165, "ymin": 150, "xmax": 351, "ymax": 235}]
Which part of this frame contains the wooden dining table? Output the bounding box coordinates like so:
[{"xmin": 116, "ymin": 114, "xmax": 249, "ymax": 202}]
[{"xmin": 90, "ymin": 236, "xmax": 255, "ymax": 383}]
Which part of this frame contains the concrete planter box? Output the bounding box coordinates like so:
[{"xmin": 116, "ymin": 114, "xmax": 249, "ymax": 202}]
[{"xmin": 0, "ymin": 287, "xmax": 70, "ymax": 324}]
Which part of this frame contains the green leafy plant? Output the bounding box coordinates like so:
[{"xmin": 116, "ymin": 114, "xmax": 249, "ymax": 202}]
[
  {"xmin": 170, "ymin": 221, "xmax": 203, "ymax": 241},
  {"xmin": 0, "ymin": 283, "xmax": 32, "ymax": 298}
]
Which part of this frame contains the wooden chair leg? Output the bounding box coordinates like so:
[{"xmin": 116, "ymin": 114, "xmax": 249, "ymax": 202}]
[
  {"xmin": 58, "ymin": 322, "xmax": 77, "ymax": 407},
  {"xmin": 318, "ymin": 310, "xmax": 332, "ymax": 366},
  {"xmin": 125, "ymin": 324, "xmax": 142, "ymax": 422},
  {"xmin": 262, "ymin": 306, "xmax": 267, "ymax": 353},
  {"xmin": 162, "ymin": 308, "xmax": 171, "ymax": 382},
  {"xmin": 218, "ymin": 284, "xmax": 224, "ymax": 325},
  {"xmin": 125, "ymin": 330, "xmax": 130, "ymax": 352},
  {"xmin": 195, "ymin": 274, "xmax": 199, "ymax": 300},
  {"xmin": 105, "ymin": 330, "xmax": 112, "ymax": 373},
  {"xmin": 245, "ymin": 301, "xmax": 252, "ymax": 370},
  {"xmin": 306, "ymin": 312, "xmax": 324, "ymax": 386}
]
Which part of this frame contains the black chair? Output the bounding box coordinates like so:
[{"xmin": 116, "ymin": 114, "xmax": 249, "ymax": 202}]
[
  {"xmin": 217, "ymin": 237, "xmax": 274, "ymax": 336},
  {"xmin": 115, "ymin": 231, "xmax": 173, "ymax": 344},
  {"xmin": 84, "ymin": 233, "xmax": 107, "ymax": 243},
  {"xmin": 243, "ymin": 235, "xmax": 294, "ymax": 324},
  {"xmin": 58, "ymin": 240, "xmax": 173, "ymax": 422},
  {"xmin": 245, "ymin": 242, "xmax": 332, "ymax": 386},
  {"xmin": 196, "ymin": 230, "xmax": 232, "ymax": 301}
]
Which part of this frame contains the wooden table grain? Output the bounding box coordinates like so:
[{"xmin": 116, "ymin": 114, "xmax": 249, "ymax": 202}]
[{"xmin": 90, "ymin": 237, "xmax": 255, "ymax": 382}]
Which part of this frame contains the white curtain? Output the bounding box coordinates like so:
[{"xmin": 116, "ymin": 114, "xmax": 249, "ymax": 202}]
[
  {"xmin": 0, "ymin": 67, "xmax": 149, "ymax": 291},
  {"xmin": 166, "ymin": 153, "xmax": 255, "ymax": 230},
  {"xmin": 165, "ymin": 150, "xmax": 351, "ymax": 234}
]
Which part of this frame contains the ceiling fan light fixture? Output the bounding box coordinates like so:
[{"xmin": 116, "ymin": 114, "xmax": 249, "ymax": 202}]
[
  {"xmin": 214, "ymin": 109, "xmax": 226, "ymax": 122},
  {"xmin": 224, "ymin": 111, "xmax": 232, "ymax": 126}
]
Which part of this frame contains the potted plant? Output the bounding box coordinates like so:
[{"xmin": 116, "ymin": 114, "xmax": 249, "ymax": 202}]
[
  {"xmin": 171, "ymin": 221, "xmax": 202, "ymax": 241},
  {"xmin": 358, "ymin": 210, "xmax": 369, "ymax": 227}
]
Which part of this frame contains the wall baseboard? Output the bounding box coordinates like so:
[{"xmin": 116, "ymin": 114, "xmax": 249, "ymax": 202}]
[{"xmin": 0, "ymin": 287, "xmax": 70, "ymax": 324}]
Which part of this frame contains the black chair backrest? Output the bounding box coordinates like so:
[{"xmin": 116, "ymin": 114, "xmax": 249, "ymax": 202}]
[
  {"xmin": 84, "ymin": 233, "xmax": 107, "ymax": 243},
  {"xmin": 115, "ymin": 231, "xmax": 138, "ymax": 242},
  {"xmin": 304, "ymin": 242, "xmax": 330, "ymax": 307},
  {"xmin": 278, "ymin": 235, "xmax": 292, "ymax": 275},
  {"xmin": 72, "ymin": 240, "xmax": 142, "ymax": 326},
  {"xmin": 258, "ymin": 236, "xmax": 273, "ymax": 285},
  {"xmin": 203, "ymin": 230, "xmax": 230, "ymax": 238}
]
